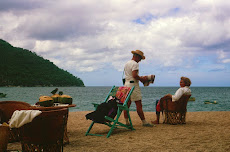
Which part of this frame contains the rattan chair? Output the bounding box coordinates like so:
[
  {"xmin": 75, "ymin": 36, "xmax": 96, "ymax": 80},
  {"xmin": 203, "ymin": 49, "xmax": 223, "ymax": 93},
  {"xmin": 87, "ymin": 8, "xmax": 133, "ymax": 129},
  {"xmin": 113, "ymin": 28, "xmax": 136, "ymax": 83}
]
[
  {"xmin": 30, "ymin": 105, "xmax": 76, "ymax": 144},
  {"xmin": 161, "ymin": 94, "xmax": 191, "ymax": 125},
  {"xmin": 0, "ymin": 101, "xmax": 32, "ymax": 142},
  {"xmin": 0, "ymin": 124, "xmax": 10, "ymax": 152},
  {"xmin": 19, "ymin": 108, "xmax": 68, "ymax": 152}
]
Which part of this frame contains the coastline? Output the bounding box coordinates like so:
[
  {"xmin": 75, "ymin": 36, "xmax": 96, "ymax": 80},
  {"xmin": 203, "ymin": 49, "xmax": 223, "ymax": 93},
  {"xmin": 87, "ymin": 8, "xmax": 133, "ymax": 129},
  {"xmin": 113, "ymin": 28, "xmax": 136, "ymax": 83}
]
[{"xmin": 8, "ymin": 111, "xmax": 230, "ymax": 151}]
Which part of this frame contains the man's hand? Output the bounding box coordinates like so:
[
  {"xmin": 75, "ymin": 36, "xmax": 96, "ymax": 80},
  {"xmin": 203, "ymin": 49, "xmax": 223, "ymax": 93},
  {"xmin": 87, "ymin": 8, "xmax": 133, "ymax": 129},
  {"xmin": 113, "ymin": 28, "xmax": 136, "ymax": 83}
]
[
  {"xmin": 132, "ymin": 70, "xmax": 148, "ymax": 83},
  {"xmin": 140, "ymin": 76, "xmax": 148, "ymax": 83}
]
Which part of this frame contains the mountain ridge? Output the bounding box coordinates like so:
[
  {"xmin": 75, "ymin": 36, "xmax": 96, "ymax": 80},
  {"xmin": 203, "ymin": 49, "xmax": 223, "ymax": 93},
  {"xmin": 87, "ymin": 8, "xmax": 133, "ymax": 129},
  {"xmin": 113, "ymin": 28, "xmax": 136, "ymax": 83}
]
[{"xmin": 0, "ymin": 39, "xmax": 84, "ymax": 87}]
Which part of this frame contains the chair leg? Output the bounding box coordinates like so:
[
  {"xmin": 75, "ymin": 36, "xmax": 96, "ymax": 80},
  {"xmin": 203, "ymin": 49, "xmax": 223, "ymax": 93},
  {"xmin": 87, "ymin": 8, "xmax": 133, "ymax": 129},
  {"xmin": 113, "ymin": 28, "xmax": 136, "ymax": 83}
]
[
  {"xmin": 63, "ymin": 126, "xmax": 69, "ymax": 144},
  {"xmin": 163, "ymin": 112, "xmax": 169, "ymax": 124},
  {"xmin": 127, "ymin": 111, "xmax": 134, "ymax": 130},
  {"xmin": 85, "ymin": 121, "xmax": 95, "ymax": 136},
  {"xmin": 106, "ymin": 111, "xmax": 122, "ymax": 138},
  {"xmin": 181, "ymin": 112, "xmax": 186, "ymax": 124}
]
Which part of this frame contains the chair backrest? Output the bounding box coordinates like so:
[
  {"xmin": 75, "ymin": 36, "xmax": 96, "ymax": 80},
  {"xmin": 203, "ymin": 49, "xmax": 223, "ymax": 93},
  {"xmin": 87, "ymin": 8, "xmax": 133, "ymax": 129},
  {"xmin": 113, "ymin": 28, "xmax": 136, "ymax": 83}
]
[
  {"xmin": 164, "ymin": 94, "xmax": 191, "ymax": 112},
  {"xmin": 115, "ymin": 86, "xmax": 131, "ymax": 104},
  {"xmin": 19, "ymin": 108, "xmax": 68, "ymax": 144},
  {"xmin": 104, "ymin": 86, "xmax": 133, "ymax": 105},
  {"xmin": 174, "ymin": 94, "xmax": 191, "ymax": 112},
  {"xmin": 0, "ymin": 101, "xmax": 32, "ymax": 123},
  {"xmin": 162, "ymin": 94, "xmax": 191, "ymax": 112}
]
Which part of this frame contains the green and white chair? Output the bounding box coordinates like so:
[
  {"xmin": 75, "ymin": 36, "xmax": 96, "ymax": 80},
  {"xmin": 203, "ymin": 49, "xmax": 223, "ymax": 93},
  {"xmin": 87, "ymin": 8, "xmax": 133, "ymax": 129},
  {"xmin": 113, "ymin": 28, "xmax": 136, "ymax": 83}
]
[{"xmin": 85, "ymin": 85, "xmax": 135, "ymax": 138}]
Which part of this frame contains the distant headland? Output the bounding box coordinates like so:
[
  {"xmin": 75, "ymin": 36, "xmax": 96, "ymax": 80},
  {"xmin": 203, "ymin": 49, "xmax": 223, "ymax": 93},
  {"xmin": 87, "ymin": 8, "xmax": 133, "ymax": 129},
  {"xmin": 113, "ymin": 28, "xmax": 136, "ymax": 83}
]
[{"xmin": 0, "ymin": 39, "xmax": 84, "ymax": 87}]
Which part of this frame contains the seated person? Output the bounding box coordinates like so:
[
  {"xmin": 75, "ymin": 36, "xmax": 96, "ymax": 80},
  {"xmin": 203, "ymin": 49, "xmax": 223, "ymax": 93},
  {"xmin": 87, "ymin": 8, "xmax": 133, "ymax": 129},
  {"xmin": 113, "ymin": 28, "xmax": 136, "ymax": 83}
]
[{"xmin": 151, "ymin": 76, "xmax": 192, "ymax": 124}]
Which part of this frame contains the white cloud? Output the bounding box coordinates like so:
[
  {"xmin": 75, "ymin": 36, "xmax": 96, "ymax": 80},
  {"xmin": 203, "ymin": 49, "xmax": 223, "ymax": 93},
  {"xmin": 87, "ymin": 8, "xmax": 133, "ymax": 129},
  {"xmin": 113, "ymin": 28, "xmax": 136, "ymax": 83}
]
[
  {"xmin": 222, "ymin": 59, "xmax": 230, "ymax": 63},
  {"xmin": 1, "ymin": 0, "xmax": 230, "ymax": 86},
  {"xmin": 217, "ymin": 50, "xmax": 230, "ymax": 64}
]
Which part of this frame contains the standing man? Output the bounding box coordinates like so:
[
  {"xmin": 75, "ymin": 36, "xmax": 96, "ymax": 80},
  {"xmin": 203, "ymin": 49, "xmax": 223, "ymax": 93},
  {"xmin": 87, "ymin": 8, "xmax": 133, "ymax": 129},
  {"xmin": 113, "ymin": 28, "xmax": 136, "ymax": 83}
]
[{"xmin": 124, "ymin": 50, "xmax": 153, "ymax": 127}]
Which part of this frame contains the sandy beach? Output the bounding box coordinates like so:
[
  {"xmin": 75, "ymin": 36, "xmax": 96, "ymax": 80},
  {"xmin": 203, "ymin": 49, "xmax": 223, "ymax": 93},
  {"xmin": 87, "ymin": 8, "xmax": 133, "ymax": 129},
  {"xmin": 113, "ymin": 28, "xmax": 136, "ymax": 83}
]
[{"xmin": 7, "ymin": 111, "xmax": 230, "ymax": 152}]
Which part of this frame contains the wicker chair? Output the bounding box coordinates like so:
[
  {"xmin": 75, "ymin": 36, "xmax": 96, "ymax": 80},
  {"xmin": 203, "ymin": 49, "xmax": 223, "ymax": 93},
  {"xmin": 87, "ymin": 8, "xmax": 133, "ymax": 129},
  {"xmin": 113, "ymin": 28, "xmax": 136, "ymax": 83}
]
[
  {"xmin": 19, "ymin": 108, "xmax": 68, "ymax": 152},
  {"xmin": 0, "ymin": 124, "xmax": 10, "ymax": 152},
  {"xmin": 0, "ymin": 101, "xmax": 32, "ymax": 142},
  {"xmin": 160, "ymin": 94, "xmax": 191, "ymax": 125},
  {"xmin": 30, "ymin": 105, "xmax": 76, "ymax": 144}
]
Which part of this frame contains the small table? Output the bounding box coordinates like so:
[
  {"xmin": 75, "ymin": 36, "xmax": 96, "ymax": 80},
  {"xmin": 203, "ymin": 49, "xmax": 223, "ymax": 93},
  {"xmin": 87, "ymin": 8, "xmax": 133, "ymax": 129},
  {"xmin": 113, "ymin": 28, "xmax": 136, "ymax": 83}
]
[
  {"xmin": 31, "ymin": 104, "xmax": 76, "ymax": 110},
  {"xmin": 31, "ymin": 104, "xmax": 76, "ymax": 144}
]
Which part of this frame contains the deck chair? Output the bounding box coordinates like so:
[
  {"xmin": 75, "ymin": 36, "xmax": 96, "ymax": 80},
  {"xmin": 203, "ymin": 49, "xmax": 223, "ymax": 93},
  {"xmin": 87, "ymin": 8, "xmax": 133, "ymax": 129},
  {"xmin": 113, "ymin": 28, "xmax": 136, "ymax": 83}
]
[
  {"xmin": 0, "ymin": 101, "xmax": 32, "ymax": 142},
  {"xmin": 85, "ymin": 85, "xmax": 135, "ymax": 138},
  {"xmin": 161, "ymin": 94, "xmax": 191, "ymax": 125},
  {"xmin": 19, "ymin": 108, "xmax": 68, "ymax": 152}
]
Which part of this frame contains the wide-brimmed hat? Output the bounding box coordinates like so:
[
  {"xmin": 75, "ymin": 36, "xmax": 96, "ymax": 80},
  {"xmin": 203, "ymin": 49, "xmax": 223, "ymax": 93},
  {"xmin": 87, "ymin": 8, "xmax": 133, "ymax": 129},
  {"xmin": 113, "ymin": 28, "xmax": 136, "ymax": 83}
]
[{"xmin": 131, "ymin": 50, "xmax": 145, "ymax": 60}]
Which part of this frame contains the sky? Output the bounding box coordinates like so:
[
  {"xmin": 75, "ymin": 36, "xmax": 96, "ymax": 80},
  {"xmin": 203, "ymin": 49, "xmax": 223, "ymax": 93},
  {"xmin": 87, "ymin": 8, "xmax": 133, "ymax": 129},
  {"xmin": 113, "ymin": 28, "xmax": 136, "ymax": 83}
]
[{"xmin": 1, "ymin": 0, "xmax": 230, "ymax": 87}]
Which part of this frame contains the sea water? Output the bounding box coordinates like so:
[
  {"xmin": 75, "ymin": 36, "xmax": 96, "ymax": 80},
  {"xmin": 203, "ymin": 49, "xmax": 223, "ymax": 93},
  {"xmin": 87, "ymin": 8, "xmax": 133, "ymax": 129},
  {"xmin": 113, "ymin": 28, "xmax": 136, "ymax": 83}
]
[{"xmin": 0, "ymin": 86, "xmax": 229, "ymax": 112}]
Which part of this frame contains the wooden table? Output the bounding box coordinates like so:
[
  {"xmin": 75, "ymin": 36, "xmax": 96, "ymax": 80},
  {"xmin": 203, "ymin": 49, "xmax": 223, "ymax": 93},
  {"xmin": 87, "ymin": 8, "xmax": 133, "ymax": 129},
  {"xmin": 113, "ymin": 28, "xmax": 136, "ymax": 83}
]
[
  {"xmin": 31, "ymin": 104, "xmax": 76, "ymax": 144},
  {"xmin": 31, "ymin": 104, "xmax": 76, "ymax": 110}
]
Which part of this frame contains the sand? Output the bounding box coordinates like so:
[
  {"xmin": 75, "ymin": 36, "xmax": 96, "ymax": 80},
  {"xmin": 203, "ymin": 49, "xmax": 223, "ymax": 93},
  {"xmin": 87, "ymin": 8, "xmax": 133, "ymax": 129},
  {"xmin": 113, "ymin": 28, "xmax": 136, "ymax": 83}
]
[{"xmin": 7, "ymin": 111, "xmax": 230, "ymax": 152}]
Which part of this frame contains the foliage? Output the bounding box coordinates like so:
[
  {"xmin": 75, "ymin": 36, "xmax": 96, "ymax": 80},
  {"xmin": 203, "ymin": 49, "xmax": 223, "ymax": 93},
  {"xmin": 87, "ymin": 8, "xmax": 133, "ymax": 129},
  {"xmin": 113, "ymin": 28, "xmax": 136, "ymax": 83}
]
[{"xmin": 0, "ymin": 39, "xmax": 84, "ymax": 87}]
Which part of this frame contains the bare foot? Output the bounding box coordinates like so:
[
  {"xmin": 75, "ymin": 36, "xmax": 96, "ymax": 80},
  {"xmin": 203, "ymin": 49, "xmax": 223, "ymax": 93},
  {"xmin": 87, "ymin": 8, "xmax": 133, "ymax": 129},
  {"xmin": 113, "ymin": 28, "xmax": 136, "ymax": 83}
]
[{"xmin": 151, "ymin": 120, "xmax": 159, "ymax": 124}]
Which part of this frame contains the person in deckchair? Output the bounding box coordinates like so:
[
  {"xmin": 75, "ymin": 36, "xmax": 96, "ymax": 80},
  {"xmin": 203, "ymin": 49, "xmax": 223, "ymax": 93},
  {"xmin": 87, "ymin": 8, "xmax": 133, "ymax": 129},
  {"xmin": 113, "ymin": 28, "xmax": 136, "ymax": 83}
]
[
  {"xmin": 123, "ymin": 50, "xmax": 153, "ymax": 127},
  {"xmin": 151, "ymin": 76, "xmax": 192, "ymax": 124}
]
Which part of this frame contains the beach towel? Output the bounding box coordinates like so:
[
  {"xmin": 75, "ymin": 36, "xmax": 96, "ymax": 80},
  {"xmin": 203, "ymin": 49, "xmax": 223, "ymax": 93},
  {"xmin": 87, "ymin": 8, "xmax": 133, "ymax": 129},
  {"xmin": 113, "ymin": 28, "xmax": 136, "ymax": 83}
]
[
  {"xmin": 143, "ymin": 75, "xmax": 155, "ymax": 86},
  {"xmin": 115, "ymin": 86, "xmax": 131, "ymax": 103},
  {"xmin": 9, "ymin": 110, "xmax": 42, "ymax": 128}
]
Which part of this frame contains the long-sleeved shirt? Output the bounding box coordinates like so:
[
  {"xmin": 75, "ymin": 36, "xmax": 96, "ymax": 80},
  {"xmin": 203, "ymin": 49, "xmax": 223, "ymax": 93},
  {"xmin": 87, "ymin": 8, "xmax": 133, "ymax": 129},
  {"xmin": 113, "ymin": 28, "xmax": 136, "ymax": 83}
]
[{"xmin": 172, "ymin": 86, "xmax": 191, "ymax": 102}]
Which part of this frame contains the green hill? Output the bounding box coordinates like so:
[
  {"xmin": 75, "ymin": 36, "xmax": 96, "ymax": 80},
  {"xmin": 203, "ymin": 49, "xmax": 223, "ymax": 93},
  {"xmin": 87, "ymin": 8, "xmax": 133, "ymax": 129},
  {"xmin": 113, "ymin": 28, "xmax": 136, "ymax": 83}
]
[{"xmin": 0, "ymin": 39, "xmax": 84, "ymax": 87}]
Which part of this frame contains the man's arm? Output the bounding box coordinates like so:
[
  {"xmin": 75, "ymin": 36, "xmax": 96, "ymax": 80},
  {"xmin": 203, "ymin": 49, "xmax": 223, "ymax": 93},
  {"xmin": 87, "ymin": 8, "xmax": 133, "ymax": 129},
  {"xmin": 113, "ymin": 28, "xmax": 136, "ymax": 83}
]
[{"xmin": 132, "ymin": 70, "xmax": 148, "ymax": 83}]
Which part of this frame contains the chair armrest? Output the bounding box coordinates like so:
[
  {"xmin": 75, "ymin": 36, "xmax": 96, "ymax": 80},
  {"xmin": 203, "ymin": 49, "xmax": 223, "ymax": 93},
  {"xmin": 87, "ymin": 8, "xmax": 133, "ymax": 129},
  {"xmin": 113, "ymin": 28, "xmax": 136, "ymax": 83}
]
[
  {"xmin": 159, "ymin": 95, "xmax": 173, "ymax": 112},
  {"xmin": 104, "ymin": 116, "xmax": 114, "ymax": 122},
  {"xmin": 92, "ymin": 103, "xmax": 99, "ymax": 109},
  {"xmin": 160, "ymin": 94, "xmax": 172, "ymax": 101},
  {"xmin": 117, "ymin": 104, "xmax": 129, "ymax": 111}
]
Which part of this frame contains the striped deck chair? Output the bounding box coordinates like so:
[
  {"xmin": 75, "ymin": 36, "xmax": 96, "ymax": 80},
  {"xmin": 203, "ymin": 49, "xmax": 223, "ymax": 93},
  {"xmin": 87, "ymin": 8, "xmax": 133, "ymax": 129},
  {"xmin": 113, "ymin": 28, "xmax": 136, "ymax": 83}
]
[{"xmin": 85, "ymin": 85, "xmax": 135, "ymax": 138}]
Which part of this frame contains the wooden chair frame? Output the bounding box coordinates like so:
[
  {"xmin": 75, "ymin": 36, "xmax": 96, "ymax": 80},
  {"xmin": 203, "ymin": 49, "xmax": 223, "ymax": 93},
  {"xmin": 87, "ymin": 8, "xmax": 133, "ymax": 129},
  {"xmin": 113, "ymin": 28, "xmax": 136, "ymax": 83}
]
[
  {"xmin": 30, "ymin": 105, "xmax": 76, "ymax": 145},
  {"xmin": 160, "ymin": 94, "xmax": 191, "ymax": 125},
  {"xmin": 85, "ymin": 85, "xmax": 135, "ymax": 138},
  {"xmin": 19, "ymin": 108, "xmax": 68, "ymax": 152}
]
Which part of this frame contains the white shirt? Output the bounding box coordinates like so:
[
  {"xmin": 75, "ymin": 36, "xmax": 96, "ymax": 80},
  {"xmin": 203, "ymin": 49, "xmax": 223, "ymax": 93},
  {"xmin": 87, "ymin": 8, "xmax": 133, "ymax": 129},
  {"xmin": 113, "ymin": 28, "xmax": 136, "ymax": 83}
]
[
  {"xmin": 172, "ymin": 86, "xmax": 191, "ymax": 102},
  {"xmin": 124, "ymin": 60, "xmax": 139, "ymax": 81},
  {"xmin": 124, "ymin": 60, "xmax": 142, "ymax": 101}
]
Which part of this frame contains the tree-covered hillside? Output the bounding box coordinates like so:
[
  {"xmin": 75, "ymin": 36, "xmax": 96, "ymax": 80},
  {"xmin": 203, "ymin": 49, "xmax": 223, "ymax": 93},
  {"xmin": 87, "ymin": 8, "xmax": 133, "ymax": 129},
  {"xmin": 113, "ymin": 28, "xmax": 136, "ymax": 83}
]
[{"xmin": 0, "ymin": 39, "xmax": 84, "ymax": 87}]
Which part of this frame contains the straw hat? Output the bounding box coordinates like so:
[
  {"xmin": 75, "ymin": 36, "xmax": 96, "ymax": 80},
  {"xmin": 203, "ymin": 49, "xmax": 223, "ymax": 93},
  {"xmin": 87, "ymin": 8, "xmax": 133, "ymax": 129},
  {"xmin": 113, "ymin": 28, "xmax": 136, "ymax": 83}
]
[{"xmin": 131, "ymin": 50, "xmax": 145, "ymax": 60}]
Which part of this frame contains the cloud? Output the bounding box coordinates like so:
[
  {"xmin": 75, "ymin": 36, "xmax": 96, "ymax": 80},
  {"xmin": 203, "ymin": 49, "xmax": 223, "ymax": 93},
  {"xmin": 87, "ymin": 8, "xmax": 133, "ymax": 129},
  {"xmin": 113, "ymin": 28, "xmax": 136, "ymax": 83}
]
[
  {"xmin": 217, "ymin": 50, "xmax": 230, "ymax": 64},
  {"xmin": 0, "ymin": 0, "xmax": 44, "ymax": 11},
  {"xmin": 1, "ymin": 0, "xmax": 230, "ymax": 86}
]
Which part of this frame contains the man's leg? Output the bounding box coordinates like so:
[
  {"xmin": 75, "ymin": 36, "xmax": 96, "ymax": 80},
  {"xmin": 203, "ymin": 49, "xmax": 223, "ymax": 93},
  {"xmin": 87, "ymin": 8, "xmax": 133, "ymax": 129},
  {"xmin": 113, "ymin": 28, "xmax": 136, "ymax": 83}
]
[
  {"xmin": 135, "ymin": 100, "xmax": 145, "ymax": 120},
  {"xmin": 135, "ymin": 100, "xmax": 153, "ymax": 126},
  {"xmin": 151, "ymin": 100, "xmax": 160, "ymax": 124}
]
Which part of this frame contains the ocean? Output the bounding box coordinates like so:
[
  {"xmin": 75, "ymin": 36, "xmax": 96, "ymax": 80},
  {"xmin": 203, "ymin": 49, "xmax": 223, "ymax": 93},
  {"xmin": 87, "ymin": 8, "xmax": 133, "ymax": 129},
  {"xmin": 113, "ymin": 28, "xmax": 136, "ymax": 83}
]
[{"xmin": 0, "ymin": 86, "xmax": 229, "ymax": 112}]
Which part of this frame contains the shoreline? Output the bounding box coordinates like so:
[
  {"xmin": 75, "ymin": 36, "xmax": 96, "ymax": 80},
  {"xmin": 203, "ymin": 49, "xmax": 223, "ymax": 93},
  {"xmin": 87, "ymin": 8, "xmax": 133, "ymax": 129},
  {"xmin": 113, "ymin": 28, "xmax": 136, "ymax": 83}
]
[{"xmin": 8, "ymin": 111, "xmax": 230, "ymax": 151}]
